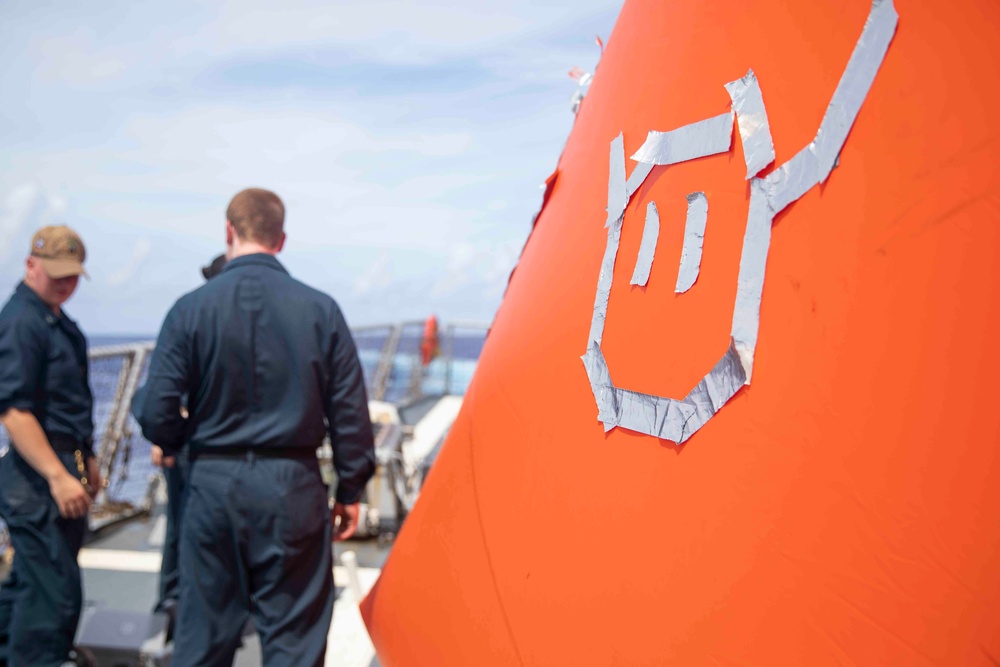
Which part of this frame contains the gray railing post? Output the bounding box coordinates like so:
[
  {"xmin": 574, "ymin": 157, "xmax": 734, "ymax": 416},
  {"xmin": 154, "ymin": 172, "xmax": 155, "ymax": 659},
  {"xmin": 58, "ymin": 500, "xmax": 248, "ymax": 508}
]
[
  {"xmin": 372, "ymin": 324, "xmax": 402, "ymax": 402},
  {"xmin": 95, "ymin": 351, "xmax": 134, "ymax": 501},
  {"xmin": 94, "ymin": 343, "xmax": 152, "ymax": 506},
  {"xmin": 444, "ymin": 324, "xmax": 456, "ymax": 395}
]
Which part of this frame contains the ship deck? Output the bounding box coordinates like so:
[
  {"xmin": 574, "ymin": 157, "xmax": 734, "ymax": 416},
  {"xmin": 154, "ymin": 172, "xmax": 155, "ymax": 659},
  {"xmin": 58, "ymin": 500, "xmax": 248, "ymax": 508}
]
[{"xmin": 78, "ymin": 488, "xmax": 390, "ymax": 666}]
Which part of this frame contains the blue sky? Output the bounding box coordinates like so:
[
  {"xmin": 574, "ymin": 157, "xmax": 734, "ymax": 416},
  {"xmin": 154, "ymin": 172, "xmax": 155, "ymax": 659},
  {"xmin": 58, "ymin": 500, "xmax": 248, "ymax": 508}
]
[{"xmin": 0, "ymin": 0, "xmax": 622, "ymax": 334}]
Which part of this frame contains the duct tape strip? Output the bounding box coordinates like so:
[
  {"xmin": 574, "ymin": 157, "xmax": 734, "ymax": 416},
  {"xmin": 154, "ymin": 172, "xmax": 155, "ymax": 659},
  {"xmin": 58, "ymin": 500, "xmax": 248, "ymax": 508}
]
[
  {"xmin": 612, "ymin": 387, "xmax": 697, "ymax": 442},
  {"xmin": 811, "ymin": 0, "xmax": 898, "ymax": 183},
  {"xmin": 730, "ymin": 180, "xmax": 774, "ymax": 382},
  {"xmin": 762, "ymin": 146, "xmax": 817, "ymax": 214},
  {"xmin": 582, "ymin": 344, "xmax": 618, "ymax": 429},
  {"xmin": 733, "ymin": 0, "xmax": 897, "ymax": 380},
  {"xmin": 724, "ymin": 69, "xmax": 776, "ymax": 179},
  {"xmin": 678, "ymin": 341, "xmax": 747, "ymax": 439},
  {"xmin": 765, "ymin": 0, "xmax": 898, "ymax": 213},
  {"xmin": 675, "ymin": 192, "xmax": 709, "ymax": 294},
  {"xmin": 590, "ymin": 213, "xmax": 624, "ymax": 348},
  {"xmin": 606, "ymin": 133, "xmax": 627, "ymax": 228},
  {"xmin": 590, "ymin": 137, "xmax": 628, "ymax": 346},
  {"xmin": 626, "ymin": 161, "xmax": 654, "ymax": 199},
  {"xmin": 630, "ymin": 202, "xmax": 660, "ymax": 286},
  {"xmin": 630, "ymin": 111, "xmax": 734, "ymax": 165},
  {"xmin": 582, "ymin": 339, "xmax": 746, "ymax": 443}
]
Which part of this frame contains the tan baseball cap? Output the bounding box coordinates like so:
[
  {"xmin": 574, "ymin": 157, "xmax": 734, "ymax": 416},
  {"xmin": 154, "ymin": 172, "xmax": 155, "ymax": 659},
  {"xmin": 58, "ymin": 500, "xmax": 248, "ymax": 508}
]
[{"xmin": 30, "ymin": 226, "xmax": 88, "ymax": 279}]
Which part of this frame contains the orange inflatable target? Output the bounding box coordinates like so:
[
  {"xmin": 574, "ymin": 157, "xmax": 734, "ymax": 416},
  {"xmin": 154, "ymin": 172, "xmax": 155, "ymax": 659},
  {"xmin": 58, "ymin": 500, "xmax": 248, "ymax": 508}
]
[{"xmin": 362, "ymin": 0, "xmax": 1000, "ymax": 664}]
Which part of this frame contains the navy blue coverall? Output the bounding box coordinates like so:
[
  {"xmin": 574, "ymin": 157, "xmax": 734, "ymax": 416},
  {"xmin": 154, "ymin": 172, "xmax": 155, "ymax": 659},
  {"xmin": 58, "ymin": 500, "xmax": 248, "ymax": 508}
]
[
  {"xmin": 133, "ymin": 253, "xmax": 375, "ymax": 667},
  {"xmin": 156, "ymin": 446, "xmax": 188, "ymax": 613},
  {"xmin": 0, "ymin": 282, "xmax": 93, "ymax": 667}
]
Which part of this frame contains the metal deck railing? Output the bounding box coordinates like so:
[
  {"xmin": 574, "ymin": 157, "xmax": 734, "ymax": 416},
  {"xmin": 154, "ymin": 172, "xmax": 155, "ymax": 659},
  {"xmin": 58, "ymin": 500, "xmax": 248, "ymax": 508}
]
[{"xmin": 0, "ymin": 321, "xmax": 487, "ymax": 555}]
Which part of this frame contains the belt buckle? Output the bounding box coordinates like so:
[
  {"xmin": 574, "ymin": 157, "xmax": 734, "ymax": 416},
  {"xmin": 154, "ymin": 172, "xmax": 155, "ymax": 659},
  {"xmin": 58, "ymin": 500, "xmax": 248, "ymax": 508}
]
[{"xmin": 74, "ymin": 449, "xmax": 93, "ymax": 495}]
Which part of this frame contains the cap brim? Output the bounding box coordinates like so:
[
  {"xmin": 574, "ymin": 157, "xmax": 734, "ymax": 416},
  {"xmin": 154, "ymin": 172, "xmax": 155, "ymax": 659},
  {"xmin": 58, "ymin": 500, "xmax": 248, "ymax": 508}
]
[{"xmin": 40, "ymin": 258, "xmax": 89, "ymax": 279}]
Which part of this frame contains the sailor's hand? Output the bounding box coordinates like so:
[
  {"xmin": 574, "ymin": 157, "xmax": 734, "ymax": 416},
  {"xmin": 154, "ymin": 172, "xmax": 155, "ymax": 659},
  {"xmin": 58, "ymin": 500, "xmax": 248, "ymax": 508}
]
[
  {"xmin": 86, "ymin": 456, "xmax": 102, "ymax": 499},
  {"xmin": 332, "ymin": 502, "xmax": 360, "ymax": 542},
  {"xmin": 49, "ymin": 470, "xmax": 91, "ymax": 519},
  {"xmin": 150, "ymin": 445, "xmax": 175, "ymax": 468}
]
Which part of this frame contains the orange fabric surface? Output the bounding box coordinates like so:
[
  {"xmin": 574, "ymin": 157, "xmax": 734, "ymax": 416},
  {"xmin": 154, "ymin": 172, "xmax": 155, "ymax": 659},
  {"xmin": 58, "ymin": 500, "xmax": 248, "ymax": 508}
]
[
  {"xmin": 362, "ymin": 0, "xmax": 1000, "ymax": 664},
  {"xmin": 360, "ymin": 378, "xmax": 522, "ymax": 665}
]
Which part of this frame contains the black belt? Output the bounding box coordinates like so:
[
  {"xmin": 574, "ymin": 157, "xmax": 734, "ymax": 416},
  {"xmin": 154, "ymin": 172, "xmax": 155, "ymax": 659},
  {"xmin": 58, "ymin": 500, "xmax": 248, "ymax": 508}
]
[
  {"xmin": 192, "ymin": 447, "xmax": 318, "ymax": 461},
  {"xmin": 48, "ymin": 433, "xmax": 91, "ymax": 454}
]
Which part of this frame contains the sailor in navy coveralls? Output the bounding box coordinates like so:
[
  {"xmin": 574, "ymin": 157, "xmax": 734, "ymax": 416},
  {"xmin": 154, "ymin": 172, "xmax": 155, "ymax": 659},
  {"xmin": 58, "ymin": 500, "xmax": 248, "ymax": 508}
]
[
  {"xmin": 0, "ymin": 226, "xmax": 101, "ymax": 667},
  {"xmin": 133, "ymin": 188, "xmax": 375, "ymax": 666}
]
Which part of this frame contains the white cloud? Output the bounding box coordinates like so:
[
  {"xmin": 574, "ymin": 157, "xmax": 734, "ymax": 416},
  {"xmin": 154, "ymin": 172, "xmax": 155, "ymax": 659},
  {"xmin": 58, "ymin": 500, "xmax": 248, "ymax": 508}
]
[
  {"xmin": 0, "ymin": 184, "xmax": 41, "ymax": 258},
  {"xmin": 430, "ymin": 240, "xmax": 520, "ymax": 300},
  {"xmin": 104, "ymin": 108, "xmax": 474, "ymax": 198},
  {"xmin": 6, "ymin": 0, "xmax": 617, "ymax": 91},
  {"xmin": 176, "ymin": 0, "xmax": 587, "ymax": 64},
  {"xmin": 0, "ymin": 183, "xmax": 70, "ymax": 264},
  {"xmin": 0, "ymin": 0, "xmax": 621, "ymax": 333},
  {"xmin": 105, "ymin": 237, "xmax": 153, "ymax": 287},
  {"xmin": 352, "ymin": 252, "xmax": 394, "ymax": 297},
  {"xmin": 33, "ymin": 28, "xmax": 130, "ymax": 84}
]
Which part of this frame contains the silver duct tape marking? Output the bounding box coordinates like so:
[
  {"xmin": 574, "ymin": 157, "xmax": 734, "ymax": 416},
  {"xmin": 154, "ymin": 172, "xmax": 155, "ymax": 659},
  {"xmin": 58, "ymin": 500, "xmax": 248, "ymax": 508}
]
[
  {"xmin": 589, "ymin": 213, "xmax": 624, "ymax": 347},
  {"xmin": 582, "ymin": 0, "xmax": 898, "ymax": 443},
  {"xmin": 582, "ymin": 344, "xmax": 619, "ymax": 428},
  {"xmin": 724, "ymin": 68, "xmax": 776, "ymax": 179},
  {"xmin": 734, "ymin": 0, "xmax": 897, "ymax": 379},
  {"xmin": 591, "ymin": 137, "xmax": 653, "ymax": 345},
  {"xmin": 606, "ymin": 133, "xmax": 627, "ymax": 228},
  {"xmin": 679, "ymin": 341, "xmax": 747, "ymax": 438},
  {"xmin": 630, "ymin": 202, "xmax": 660, "ymax": 286},
  {"xmin": 730, "ymin": 180, "xmax": 774, "ymax": 382},
  {"xmin": 765, "ymin": 0, "xmax": 898, "ymax": 214},
  {"xmin": 675, "ymin": 192, "xmax": 709, "ymax": 294},
  {"xmin": 626, "ymin": 161, "xmax": 654, "ymax": 199},
  {"xmin": 582, "ymin": 339, "xmax": 746, "ymax": 443},
  {"xmin": 612, "ymin": 388, "xmax": 697, "ymax": 442},
  {"xmin": 590, "ymin": 135, "xmax": 628, "ymax": 345},
  {"xmin": 811, "ymin": 0, "xmax": 898, "ymax": 183},
  {"xmin": 762, "ymin": 145, "xmax": 818, "ymax": 214},
  {"xmin": 630, "ymin": 111, "xmax": 734, "ymax": 165}
]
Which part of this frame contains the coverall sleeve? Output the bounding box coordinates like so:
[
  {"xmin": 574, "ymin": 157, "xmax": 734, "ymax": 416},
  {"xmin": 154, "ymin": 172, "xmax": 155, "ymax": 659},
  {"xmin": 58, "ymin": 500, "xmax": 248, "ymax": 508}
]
[
  {"xmin": 325, "ymin": 306, "xmax": 376, "ymax": 505},
  {"xmin": 0, "ymin": 313, "xmax": 47, "ymax": 416},
  {"xmin": 133, "ymin": 303, "xmax": 190, "ymax": 453}
]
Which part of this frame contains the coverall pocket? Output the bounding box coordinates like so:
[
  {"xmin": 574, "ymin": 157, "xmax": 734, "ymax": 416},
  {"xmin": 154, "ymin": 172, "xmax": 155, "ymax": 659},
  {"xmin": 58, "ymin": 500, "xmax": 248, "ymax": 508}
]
[{"xmin": 278, "ymin": 472, "xmax": 327, "ymax": 548}]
